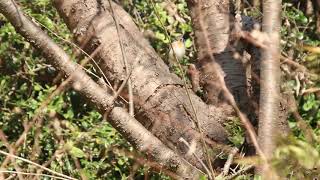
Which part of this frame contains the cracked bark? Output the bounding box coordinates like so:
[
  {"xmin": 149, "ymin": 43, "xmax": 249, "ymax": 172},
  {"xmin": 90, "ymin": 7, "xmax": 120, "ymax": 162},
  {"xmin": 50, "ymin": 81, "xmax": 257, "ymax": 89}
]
[
  {"xmin": 188, "ymin": 0, "xmax": 289, "ymax": 158},
  {"xmin": 187, "ymin": 0, "xmax": 251, "ymax": 115},
  {"xmin": 187, "ymin": 0, "xmax": 257, "ymax": 154},
  {"xmin": 0, "ymin": 0, "xmax": 204, "ymax": 177},
  {"xmin": 53, "ymin": 0, "xmax": 234, "ymax": 167}
]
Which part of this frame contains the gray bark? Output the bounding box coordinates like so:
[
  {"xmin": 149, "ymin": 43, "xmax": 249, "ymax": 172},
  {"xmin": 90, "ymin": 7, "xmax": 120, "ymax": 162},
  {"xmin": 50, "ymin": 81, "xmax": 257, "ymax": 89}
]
[
  {"xmin": 257, "ymin": 0, "xmax": 282, "ymax": 176},
  {"xmin": 53, "ymin": 0, "xmax": 233, "ymax": 166},
  {"xmin": 0, "ymin": 0, "xmax": 203, "ymax": 177},
  {"xmin": 187, "ymin": 0, "xmax": 252, "ymax": 116}
]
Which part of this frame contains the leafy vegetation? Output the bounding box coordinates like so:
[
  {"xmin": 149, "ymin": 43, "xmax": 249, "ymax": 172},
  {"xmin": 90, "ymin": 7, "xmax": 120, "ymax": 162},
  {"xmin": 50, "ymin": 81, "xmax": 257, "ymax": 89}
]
[{"xmin": 0, "ymin": 0, "xmax": 320, "ymax": 179}]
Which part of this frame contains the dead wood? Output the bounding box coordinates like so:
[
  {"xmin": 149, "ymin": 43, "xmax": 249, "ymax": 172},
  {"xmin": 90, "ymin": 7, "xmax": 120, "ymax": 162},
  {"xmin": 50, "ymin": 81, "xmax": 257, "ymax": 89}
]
[
  {"xmin": 53, "ymin": 0, "xmax": 235, "ymax": 168},
  {"xmin": 0, "ymin": 0, "xmax": 203, "ymax": 177}
]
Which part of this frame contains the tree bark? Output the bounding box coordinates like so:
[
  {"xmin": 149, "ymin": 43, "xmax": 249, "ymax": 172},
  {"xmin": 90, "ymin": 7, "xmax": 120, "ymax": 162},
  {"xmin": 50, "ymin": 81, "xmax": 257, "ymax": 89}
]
[
  {"xmin": 0, "ymin": 0, "xmax": 203, "ymax": 177},
  {"xmin": 187, "ymin": 0, "xmax": 251, "ymax": 116},
  {"xmin": 312, "ymin": 0, "xmax": 320, "ymax": 34},
  {"xmin": 52, "ymin": 0, "xmax": 234, "ymax": 166},
  {"xmin": 257, "ymin": 0, "xmax": 282, "ymax": 176},
  {"xmin": 187, "ymin": 0, "xmax": 261, "ymax": 158},
  {"xmin": 252, "ymin": 0, "xmax": 261, "ymax": 9}
]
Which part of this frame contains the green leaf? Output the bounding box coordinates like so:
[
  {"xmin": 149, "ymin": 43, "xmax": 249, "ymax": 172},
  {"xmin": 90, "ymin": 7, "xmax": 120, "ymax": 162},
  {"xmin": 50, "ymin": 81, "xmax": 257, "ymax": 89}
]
[
  {"xmin": 199, "ymin": 174, "xmax": 208, "ymax": 180},
  {"xmin": 34, "ymin": 83, "xmax": 42, "ymax": 91},
  {"xmin": 65, "ymin": 141, "xmax": 85, "ymax": 158},
  {"xmin": 184, "ymin": 38, "xmax": 192, "ymax": 48},
  {"xmin": 155, "ymin": 31, "xmax": 166, "ymax": 41},
  {"xmin": 70, "ymin": 146, "xmax": 86, "ymax": 158}
]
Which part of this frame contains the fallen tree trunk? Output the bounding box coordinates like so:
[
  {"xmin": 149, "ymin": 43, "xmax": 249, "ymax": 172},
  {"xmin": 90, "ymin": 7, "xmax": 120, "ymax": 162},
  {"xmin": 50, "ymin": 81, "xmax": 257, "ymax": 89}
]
[
  {"xmin": 53, "ymin": 0, "xmax": 234, "ymax": 165},
  {"xmin": 0, "ymin": 0, "xmax": 203, "ymax": 178}
]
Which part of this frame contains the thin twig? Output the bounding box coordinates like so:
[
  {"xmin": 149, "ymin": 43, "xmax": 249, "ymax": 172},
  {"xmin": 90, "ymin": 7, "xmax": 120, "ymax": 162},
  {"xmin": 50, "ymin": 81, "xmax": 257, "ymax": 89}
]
[
  {"xmin": 0, "ymin": 43, "xmax": 121, "ymax": 169},
  {"xmin": 288, "ymin": 94, "xmax": 317, "ymax": 143},
  {"xmin": 113, "ymin": 148, "xmax": 182, "ymax": 179},
  {"xmin": 34, "ymin": 149, "xmax": 64, "ymax": 180},
  {"xmin": 4, "ymin": 173, "xmax": 16, "ymax": 180},
  {"xmin": 30, "ymin": 117, "xmax": 44, "ymax": 162},
  {"xmin": 222, "ymin": 148, "xmax": 239, "ymax": 176},
  {"xmin": 149, "ymin": 0, "xmax": 215, "ymax": 177},
  {"xmin": 280, "ymin": 55, "xmax": 308, "ymax": 72},
  {"xmin": 0, "ymin": 170, "xmax": 70, "ymax": 180},
  {"xmin": 72, "ymin": 157, "xmax": 87, "ymax": 180},
  {"xmin": 243, "ymin": 0, "xmax": 263, "ymax": 15},
  {"xmin": 301, "ymin": 87, "xmax": 320, "ymax": 95},
  {"xmin": 33, "ymin": 119, "xmax": 66, "ymax": 180},
  {"xmin": 193, "ymin": 0, "xmax": 268, "ymax": 166},
  {"xmin": 179, "ymin": 138, "xmax": 212, "ymax": 180},
  {"xmin": 0, "ymin": 150, "xmax": 77, "ymax": 180},
  {"xmin": 225, "ymin": 165, "xmax": 254, "ymax": 180},
  {"xmin": 30, "ymin": 15, "xmax": 112, "ymax": 88},
  {"xmin": 106, "ymin": 0, "xmax": 134, "ymax": 116},
  {"xmin": 242, "ymin": 31, "xmax": 309, "ymax": 75},
  {"xmin": 0, "ymin": 130, "xmax": 24, "ymax": 180}
]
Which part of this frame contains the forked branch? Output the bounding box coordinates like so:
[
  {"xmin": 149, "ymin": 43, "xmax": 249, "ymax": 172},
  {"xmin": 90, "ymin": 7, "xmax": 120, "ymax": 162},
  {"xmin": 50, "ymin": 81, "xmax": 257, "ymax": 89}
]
[{"xmin": 0, "ymin": 0, "xmax": 202, "ymax": 178}]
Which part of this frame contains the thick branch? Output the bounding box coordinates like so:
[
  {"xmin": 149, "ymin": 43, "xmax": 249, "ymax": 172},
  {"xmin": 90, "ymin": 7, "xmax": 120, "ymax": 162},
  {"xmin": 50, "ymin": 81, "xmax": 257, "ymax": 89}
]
[
  {"xmin": 53, "ymin": 0, "xmax": 231, "ymax": 165},
  {"xmin": 0, "ymin": 0, "xmax": 202, "ymax": 177},
  {"xmin": 187, "ymin": 0, "xmax": 262, "ymax": 154},
  {"xmin": 257, "ymin": 0, "xmax": 282, "ymax": 176},
  {"xmin": 187, "ymin": 0, "xmax": 249, "ymax": 110}
]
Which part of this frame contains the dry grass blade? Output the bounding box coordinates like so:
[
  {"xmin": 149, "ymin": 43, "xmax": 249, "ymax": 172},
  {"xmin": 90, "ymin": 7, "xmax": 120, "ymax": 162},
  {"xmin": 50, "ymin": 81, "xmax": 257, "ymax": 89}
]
[
  {"xmin": 0, "ymin": 171, "xmax": 70, "ymax": 180},
  {"xmin": 0, "ymin": 150, "xmax": 77, "ymax": 180}
]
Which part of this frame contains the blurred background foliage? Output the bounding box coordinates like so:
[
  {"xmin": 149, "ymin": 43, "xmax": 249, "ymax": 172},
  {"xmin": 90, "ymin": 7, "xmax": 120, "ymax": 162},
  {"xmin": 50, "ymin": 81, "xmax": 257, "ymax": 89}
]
[{"xmin": 0, "ymin": 0, "xmax": 319, "ymax": 179}]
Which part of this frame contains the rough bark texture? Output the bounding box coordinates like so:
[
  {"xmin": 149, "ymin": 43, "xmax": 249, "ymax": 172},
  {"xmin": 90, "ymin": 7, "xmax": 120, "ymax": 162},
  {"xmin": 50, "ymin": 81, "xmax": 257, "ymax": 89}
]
[
  {"xmin": 257, "ymin": 0, "xmax": 282, "ymax": 176},
  {"xmin": 251, "ymin": 0, "xmax": 261, "ymax": 9},
  {"xmin": 249, "ymin": 43, "xmax": 290, "ymax": 155},
  {"xmin": 312, "ymin": 0, "xmax": 320, "ymax": 34},
  {"xmin": 0, "ymin": 0, "xmax": 203, "ymax": 177},
  {"xmin": 187, "ymin": 0, "xmax": 251, "ymax": 116},
  {"xmin": 188, "ymin": 0, "xmax": 290, "ymax": 159},
  {"xmin": 187, "ymin": 0, "xmax": 260, "ymax": 157},
  {"xmin": 53, "ymin": 0, "xmax": 234, "ymax": 167}
]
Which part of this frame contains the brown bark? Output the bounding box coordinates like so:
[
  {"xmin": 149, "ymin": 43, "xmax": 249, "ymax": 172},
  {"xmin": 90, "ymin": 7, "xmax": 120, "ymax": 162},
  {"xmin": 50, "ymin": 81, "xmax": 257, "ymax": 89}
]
[
  {"xmin": 312, "ymin": 0, "xmax": 320, "ymax": 34},
  {"xmin": 257, "ymin": 0, "xmax": 282, "ymax": 176},
  {"xmin": 188, "ymin": 0, "xmax": 289, "ymax": 160},
  {"xmin": 187, "ymin": 0, "xmax": 251, "ymax": 116},
  {"xmin": 53, "ymin": 0, "xmax": 234, "ymax": 166},
  {"xmin": 250, "ymin": 42, "xmax": 290, "ymax": 158},
  {"xmin": 251, "ymin": 0, "xmax": 261, "ymax": 9},
  {"xmin": 187, "ymin": 0, "xmax": 261, "ymax": 158},
  {"xmin": 0, "ymin": 0, "xmax": 203, "ymax": 177}
]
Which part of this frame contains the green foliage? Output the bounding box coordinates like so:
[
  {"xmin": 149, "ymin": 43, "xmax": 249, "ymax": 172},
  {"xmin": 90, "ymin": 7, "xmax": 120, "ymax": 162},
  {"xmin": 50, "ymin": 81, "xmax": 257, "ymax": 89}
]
[
  {"xmin": 126, "ymin": 0, "xmax": 195, "ymax": 69},
  {"xmin": 0, "ymin": 0, "xmax": 161, "ymax": 179},
  {"xmin": 281, "ymin": 3, "xmax": 315, "ymax": 56},
  {"xmin": 274, "ymin": 137, "xmax": 320, "ymax": 178},
  {"xmin": 224, "ymin": 118, "xmax": 245, "ymax": 148},
  {"xmin": 282, "ymin": 2, "xmax": 320, "ymax": 81},
  {"xmin": 1, "ymin": 0, "xmax": 320, "ymax": 179}
]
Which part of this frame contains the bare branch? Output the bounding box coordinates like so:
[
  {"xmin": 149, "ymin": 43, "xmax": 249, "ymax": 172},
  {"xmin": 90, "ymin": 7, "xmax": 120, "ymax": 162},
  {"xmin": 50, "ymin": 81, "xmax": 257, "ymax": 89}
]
[
  {"xmin": 257, "ymin": 0, "xmax": 282, "ymax": 177},
  {"xmin": 187, "ymin": 0, "xmax": 266, "ymax": 162},
  {"xmin": 53, "ymin": 0, "xmax": 230, "ymax": 169},
  {"xmin": 222, "ymin": 147, "xmax": 239, "ymax": 176},
  {"xmin": 106, "ymin": 0, "xmax": 134, "ymax": 116},
  {"xmin": 0, "ymin": 150, "xmax": 77, "ymax": 180},
  {"xmin": 0, "ymin": 0, "xmax": 202, "ymax": 177}
]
